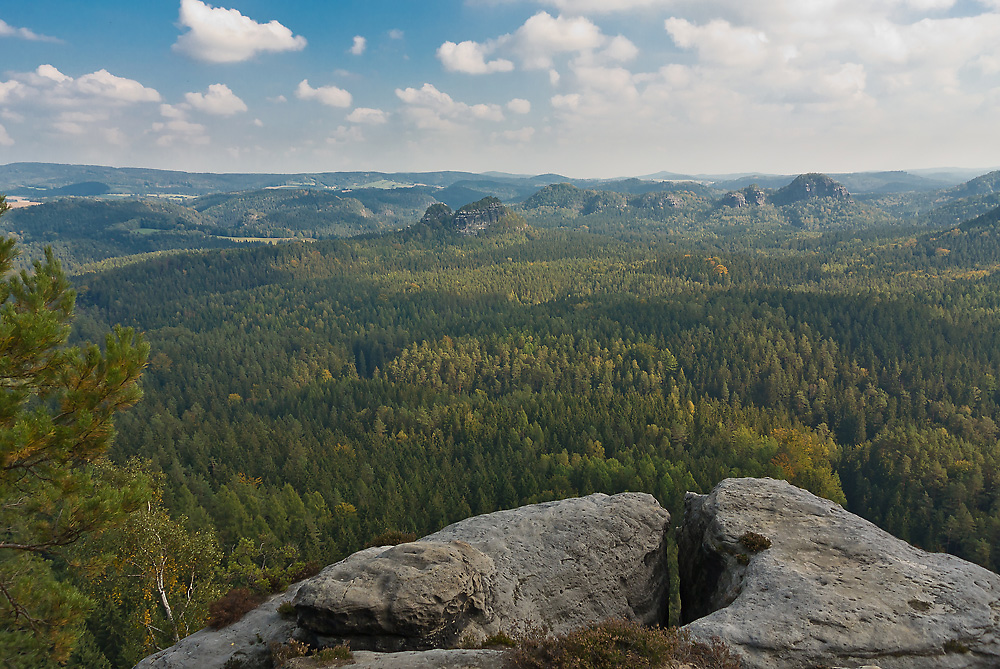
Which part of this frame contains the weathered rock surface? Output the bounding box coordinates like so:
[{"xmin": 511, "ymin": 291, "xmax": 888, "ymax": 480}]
[
  {"xmin": 679, "ymin": 477, "xmax": 1000, "ymax": 669},
  {"xmin": 286, "ymin": 648, "xmax": 505, "ymax": 668},
  {"xmin": 134, "ymin": 583, "xmax": 303, "ymax": 669},
  {"xmin": 295, "ymin": 492, "xmax": 670, "ymax": 651},
  {"xmin": 294, "ymin": 541, "xmax": 496, "ymax": 651}
]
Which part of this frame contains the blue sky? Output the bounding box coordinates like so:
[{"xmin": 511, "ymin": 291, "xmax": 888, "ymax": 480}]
[{"xmin": 1, "ymin": 0, "xmax": 999, "ymax": 176}]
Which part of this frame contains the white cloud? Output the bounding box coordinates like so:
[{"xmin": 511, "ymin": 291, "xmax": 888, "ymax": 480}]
[
  {"xmin": 438, "ymin": 40, "xmax": 514, "ymax": 74},
  {"xmin": 350, "ymin": 36, "xmax": 367, "ymax": 55},
  {"xmin": 173, "ymin": 0, "xmax": 307, "ymax": 64},
  {"xmin": 185, "ymin": 83, "xmax": 248, "ymax": 115},
  {"xmin": 152, "ymin": 118, "xmax": 209, "ymax": 146},
  {"xmin": 35, "ymin": 64, "xmax": 71, "ymax": 84},
  {"xmin": 253, "ymin": 118, "xmax": 264, "ymax": 127},
  {"xmin": 600, "ymin": 35, "xmax": 639, "ymax": 62},
  {"xmin": 513, "ymin": 12, "xmax": 606, "ymax": 69},
  {"xmin": 507, "ymin": 98, "xmax": 532, "ymax": 114},
  {"xmin": 15, "ymin": 64, "xmax": 160, "ymax": 105},
  {"xmin": 0, "ymin": 19, "xmax": 59, "ymax": 42},
  {"xmin": 296, "ymin": 79, "xmax": 352, "ymax": 108},
  {"xmin": 395, "ymin": 83, "xmax": 505, "ymax": 129},
  {"xmin": 388, "ymin": 29, "xmax": 404, "ymax": 40},
  {"xmin": 0, "ymin": 123, "xmax": 13, "ymax": 146},
  {"xmin": 75, "ymin": 69, "xmax": 161, "ymax": 103},
  {"xmin": 0, "ymin": 80, "xmax": 24, "ymax": 103},
  {"xmin": 346, "ymin": 107, "xmax": 388, "ymax": 124},
  {"xmin": 665, "ymin": 18, "xmax": 772, "ymax": 69}
]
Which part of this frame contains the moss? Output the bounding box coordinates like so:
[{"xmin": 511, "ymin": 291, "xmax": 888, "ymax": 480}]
[{"xmin": 944, "ymin": 639, "xmax": 970, "ymax": 654}]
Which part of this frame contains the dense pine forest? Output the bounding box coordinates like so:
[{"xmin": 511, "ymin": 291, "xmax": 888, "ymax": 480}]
[{"xmin": 4, "ymin": 172, "xmax": 1000, "ymax": 667}]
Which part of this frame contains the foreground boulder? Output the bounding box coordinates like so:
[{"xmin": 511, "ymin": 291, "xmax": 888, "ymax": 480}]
[
  {"xmin": 294, "ymin": 492, "xmax": 670, "ymax": 651},
  {"xmin": 679, "ymin": 477, "xmax": 1000, "ymax": 669}
]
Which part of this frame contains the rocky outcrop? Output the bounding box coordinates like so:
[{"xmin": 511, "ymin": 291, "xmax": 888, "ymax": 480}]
[
  {"xmin": 452, "ymin": 197, "xmax": 506, "ymax": 235},
  {"xmin": 719, "ymin": 184, "xmax": 767, "ymax": 209},
  {"xmin": 294, "ymin": 492, "xmax": 670, "ymax": 651},
  {"xmin": 720, "ymin": 184, "xmax": 768, "ymax": 208},
  {"xmin": 679, "ymin": 477, "xmax": 1000, "ymax": 669},
  {"xmin": 771, "ymin": 173, "xmax": 851, "ymax": 205},
  {"xmin": 135, "ymin": 584, "xmax": 303, "ymax": 669}
]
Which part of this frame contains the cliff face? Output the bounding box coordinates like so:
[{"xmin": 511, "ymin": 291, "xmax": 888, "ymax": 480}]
[{"xmin": 137, "ymin": 480, "xmax": 1000, "ymax": 669}]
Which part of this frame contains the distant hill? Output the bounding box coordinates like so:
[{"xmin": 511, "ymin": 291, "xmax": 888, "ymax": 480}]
[
  {"xmin": 862, "ymin": 170, "xmax": 1000, "ymax": 225},
  {"xmin": 521, "ymin": 182, "xmax": 709, "ymax": 215}
]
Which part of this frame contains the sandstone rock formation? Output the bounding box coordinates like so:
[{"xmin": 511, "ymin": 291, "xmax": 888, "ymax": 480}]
[
  {"xmin": 720, "ymin": 184, "xmax": 769, "ymax": 208},
  {"xmin": 770, "ymin": 173, "xmax": 850, "ymax": 205},
  {"xmin": 452, "ymin": 197, "xmax": 506, "ymax": 235},
  {"xmin": 679, "ymin": 477, "xmax": 1000, "ymax": 669},
  {"xmin": 294, "ymin": 492, "xmax": 670, "ymax": 651}
]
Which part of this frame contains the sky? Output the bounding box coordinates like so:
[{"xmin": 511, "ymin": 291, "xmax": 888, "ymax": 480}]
[{"xmin": 1, "ymin": 0, "xmax": 999, "ymax": 177}]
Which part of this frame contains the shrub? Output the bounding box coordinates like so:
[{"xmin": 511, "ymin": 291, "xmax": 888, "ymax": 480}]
[
  {"xmin": 739, "ymin": 532, "xmax": 772, "ymax": 553},
  {"xmin": 505, "ymin": 619, "xmax": 742, "ymax": 669},
  {"xmin": 364, "ymin": 530, "xmax": 418, "ymax": 548},
  {"xmin": 207, "ymin": 588, "xmax": 266, "ymax": 629},
  {"xmin": 480, "ymin": 632, "xmax": 518, "ymax": 648},
  {"xmin": 269, "ymin": 639, "xmax": 310, "ymax": 665},
  {"xmin": 315, "ymin": 644, "xmax": 353, "ymax": 662},
  {"xmin": 277, "ymin": 601, "xmax": 297, "ymax": 618}
]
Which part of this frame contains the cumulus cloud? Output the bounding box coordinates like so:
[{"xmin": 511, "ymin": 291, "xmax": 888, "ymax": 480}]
[
  {"xmin": 395, "ymin": 83, "xmax": 505, "ymax": 130},
  {"xmin": 185, "ymin": 83, "xmax": 248, "ymax": 115},
  {"xmin": 350, "ymin": 36, "xmax": 366, "ymax": 55},
  {"xmin": 438, "ymin": 40, "xmax": 514, "ymax": 74},
  {"xmin": 173, "ymin": 0, "xmax": 307, "ymax": 64},
  {"xmin": 513, "ymin": 12, "xmax": 606, "ymax": 68},
  {"xmin": 0, "ymin": 79, "xmax": 24, "ymax": 103},
  {"xmin": 296, "ymin": 79, "xmax": 352, "ymax": 108},
  {"xmin": 388, "ymin": 29, "xmax": 404, "ymax": 39},
  {"xmin": 507, "ymin": 98, "xmax": 532, "ymax": 114},
  {"xmin": 0, "ymin": 123, "xmax": 13, "ymax": 146},
  {"xmin": 0, "ymin": 19, "xmax": 60, "ymax": 42},
  {"xmin": 346, "ymin": 107, "xmax": 388, "ymax": 124},
  {"xmin": 15, "ymin": 64, "xmax": 161, "ymax": 104},
  {"xmin": 665, "ymin": 18, "xmax": 773, "ymax": 68}
]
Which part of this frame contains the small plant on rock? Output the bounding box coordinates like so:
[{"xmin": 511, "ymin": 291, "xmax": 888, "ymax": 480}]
[
  {"xmin": 739, "ymin": 531, "xmax": 772, "ymax": 553},
  {"xmin": 364, "ymin": 530, "xmax": 418, "ymax": 548}
]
